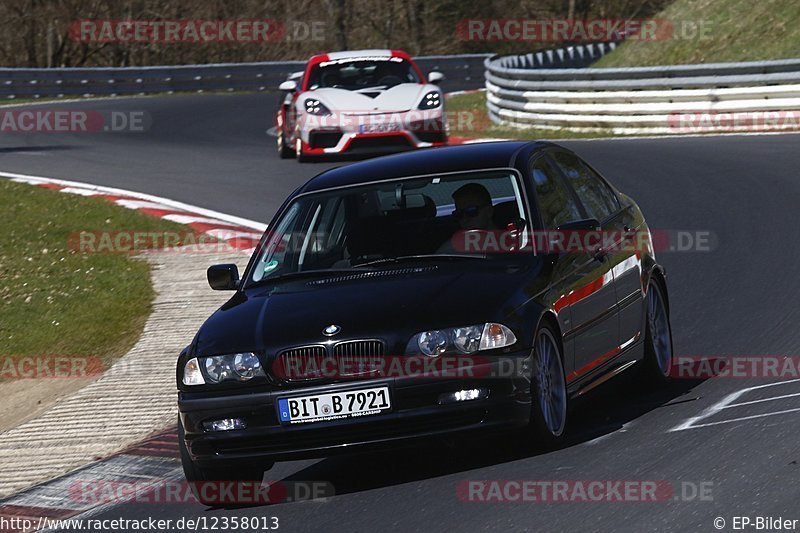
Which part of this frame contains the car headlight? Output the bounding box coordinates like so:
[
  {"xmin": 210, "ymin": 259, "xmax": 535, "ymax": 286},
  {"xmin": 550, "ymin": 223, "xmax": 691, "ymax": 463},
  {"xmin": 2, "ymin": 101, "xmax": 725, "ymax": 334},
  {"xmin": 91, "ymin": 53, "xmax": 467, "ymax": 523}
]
[
  {"xmin": 304, "ymin": 98, "xmax": 332, "ymax": 116},
  {"xmin": 418, "ymin": 330, "xmax": 448, "ymax": 356},
  {"xmin": 408, "ymin": 323, "xmax": 517, "ymax": 357},
  {"xmin": 182, "ymin": 353, "xmax": 265, "ymax": 385},
  {"xmin": 453, "ymin": 325, "xmax": 483, "ymax": 353},
  {"xmin": 418, "ymin": 91, "xmax": 442, "ymax": 110},
  {"xmin": 182, "ymin": 357, "xmax": 205, "ymax": 385},
  {"xmin": 233, "ymin": 352, "xmax": 262, "ymax": 379}
]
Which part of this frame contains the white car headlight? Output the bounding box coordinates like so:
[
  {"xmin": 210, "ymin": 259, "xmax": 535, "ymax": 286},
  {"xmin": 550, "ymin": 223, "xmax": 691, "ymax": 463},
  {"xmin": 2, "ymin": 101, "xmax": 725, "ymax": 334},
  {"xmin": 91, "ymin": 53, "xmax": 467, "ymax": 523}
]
[
  {"xmin": 479, "ymin": 323, "xmax": 517, "ymax": 351},
  {"xmin": 418, "ymin": 91, "xmax": 442, "ymax": 110},
  {"xmin": 453, "ymin": 325, "xmax": 483, "ymax": 353},
  {"xmin": 304, "ymin": 98, "xmax": 332, "ymax": 116},
  {"xmin": 409, "ymin": 323, "xmax": 517, "ymax": 357},
  {"xmin": 418, "ymin": 330, "xmax": 448, "ymax": 357},
  {"xmin": 182, "ymin": 353, "xmax": 265, "ymax": 385},
  {"xmin": 182, "ymin": 357, "xmax": 205, "ymax": 386},
  {"xmin": 233, "ymin": 352, "xmax": 263, "ymax": 379}
]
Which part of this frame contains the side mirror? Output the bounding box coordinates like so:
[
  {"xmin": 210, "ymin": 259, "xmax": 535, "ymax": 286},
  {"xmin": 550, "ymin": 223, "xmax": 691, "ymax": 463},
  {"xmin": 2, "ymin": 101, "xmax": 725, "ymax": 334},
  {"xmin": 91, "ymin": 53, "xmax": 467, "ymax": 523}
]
[
  {"xmin": 428, "ymin": 71, "xmax": 445, "ymax": 85},
  {"xmin": 207, "ymin": 264, "xmax": 240, "ymax": 291},
  {"xmin": 279, "ymin": 80, "xmax": 297, "ymax": 92}
]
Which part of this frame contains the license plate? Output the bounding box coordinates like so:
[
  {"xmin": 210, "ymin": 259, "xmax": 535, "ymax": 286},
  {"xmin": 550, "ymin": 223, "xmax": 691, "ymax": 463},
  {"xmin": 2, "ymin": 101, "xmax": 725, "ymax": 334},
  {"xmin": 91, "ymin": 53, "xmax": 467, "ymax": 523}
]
[
  {"xmin": 277, "ymin": 386, "xmax": 391, "ymax": 424},
  {"xmin": 358, "ymin": 123, "xmax": 400, "ymax": 133}
]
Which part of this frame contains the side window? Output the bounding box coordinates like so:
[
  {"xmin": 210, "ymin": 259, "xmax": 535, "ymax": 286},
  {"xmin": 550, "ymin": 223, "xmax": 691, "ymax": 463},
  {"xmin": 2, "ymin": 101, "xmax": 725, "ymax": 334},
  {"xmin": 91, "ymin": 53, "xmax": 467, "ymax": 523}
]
[
  {"xmin": 252, "ymin": 202, "xmax": 304, "ymax": 282},
  {"xmin": 531, "ymin": 157, "xmax": 582, "ymax": 228},
  {"xmin": 551, "ymin": 151, "xmax": 619, "ymax": 222},
  {"xmin": 298, "ymin": 197, "xmax": 347, "ymax": 268}
]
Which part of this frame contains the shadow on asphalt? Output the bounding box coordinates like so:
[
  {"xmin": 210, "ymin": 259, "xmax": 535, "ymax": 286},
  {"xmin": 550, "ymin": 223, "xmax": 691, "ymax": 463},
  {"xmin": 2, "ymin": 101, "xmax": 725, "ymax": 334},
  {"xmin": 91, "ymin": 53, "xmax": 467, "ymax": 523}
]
[
  {"xmin": 214, "ymin": 370, "xmax": 707, "ymax": 509},
  {"xmin": 0, "ymin": 145, "xmax": 77, "ymax": 154}
]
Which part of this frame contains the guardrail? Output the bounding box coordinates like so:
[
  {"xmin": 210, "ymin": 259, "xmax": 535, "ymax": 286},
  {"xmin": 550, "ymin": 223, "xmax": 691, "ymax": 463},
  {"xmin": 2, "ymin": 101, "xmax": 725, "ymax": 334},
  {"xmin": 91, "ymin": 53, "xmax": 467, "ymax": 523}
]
[
  {"xmin": 485, "ymin": 44, "xmax": 800, "ymax": 134},
  {"xmin": 0, "ymin": 54, "xmax": 490, "ymax": 99}
]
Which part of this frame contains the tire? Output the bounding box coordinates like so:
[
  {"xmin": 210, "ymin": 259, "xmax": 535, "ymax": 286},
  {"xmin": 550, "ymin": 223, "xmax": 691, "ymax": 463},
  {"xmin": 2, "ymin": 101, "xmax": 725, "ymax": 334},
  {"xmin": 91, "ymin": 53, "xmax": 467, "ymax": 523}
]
[
  {"xmin": 527, "ymin": 323, "xmax": 568, "ymax": 447},
  {"xmin": 277, "ymin": 129, "xmax": 293, "ymax": 159},
  {"xmin": 178, "ymin": 418, "xmax": 273, "ymax": 506},
  {"xmin": 641, "ymin": 277, "xmax": 674, "ymax": 382},
  {"xmin": 295, "ymin": 136, "xmax": 309, "ymax": 163}
]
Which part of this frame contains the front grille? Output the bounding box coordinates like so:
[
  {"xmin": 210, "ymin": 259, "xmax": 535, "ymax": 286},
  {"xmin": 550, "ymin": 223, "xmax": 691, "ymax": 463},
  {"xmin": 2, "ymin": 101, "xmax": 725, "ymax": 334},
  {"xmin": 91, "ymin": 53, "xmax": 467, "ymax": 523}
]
[
  {"xmin": 276, "ymin": 345, "xmax": 326, "ymax": 381},
  {"xmin": 348, "ymin": 136, "xmax": 412, "ymax": 150},
  {"xmin": 309, "ymin": 131, "xmax": 342, "ymax": 149},
  {"xmin": 334, "ymin": 340, "xmax": 385, "ymax": 377},
  {"xmin": 415, "ymin": 131, "xmax": 447, "ymax": 143},
  {"xmin": 276, "ymin": 340, "xmax": 386, "ymax": 382}
]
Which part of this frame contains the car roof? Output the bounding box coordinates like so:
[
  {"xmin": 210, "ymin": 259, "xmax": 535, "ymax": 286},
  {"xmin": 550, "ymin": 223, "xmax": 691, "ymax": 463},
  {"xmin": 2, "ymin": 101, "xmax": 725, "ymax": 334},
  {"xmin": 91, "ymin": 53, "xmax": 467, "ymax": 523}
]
[
  {"xmin": 326, "ymin": 49, "xmax": 394, "ymax": 60},
  {"xmin": 297, "ymin": 141, "xmax": 553, "ymax": 194},
  {"xmin": 306, "ymin": 49, "xmax": 415, "ymax": 70}
]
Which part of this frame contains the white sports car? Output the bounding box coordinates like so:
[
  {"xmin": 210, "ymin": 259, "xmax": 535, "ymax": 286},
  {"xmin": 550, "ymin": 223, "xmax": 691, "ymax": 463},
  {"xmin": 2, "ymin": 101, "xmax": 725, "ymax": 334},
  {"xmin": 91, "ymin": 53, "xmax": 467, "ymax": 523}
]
[{"xmin": 276, "ymin": 49, "xmax": 447, "ymax": 161}]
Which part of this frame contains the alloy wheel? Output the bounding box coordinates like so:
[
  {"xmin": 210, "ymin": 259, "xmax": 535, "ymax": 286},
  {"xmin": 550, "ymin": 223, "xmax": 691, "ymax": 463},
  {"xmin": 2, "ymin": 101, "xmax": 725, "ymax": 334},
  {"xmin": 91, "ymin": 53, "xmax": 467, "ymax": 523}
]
[{"xmin": 534, "ymin": 328, "xmax": 567, "ymax": 436}]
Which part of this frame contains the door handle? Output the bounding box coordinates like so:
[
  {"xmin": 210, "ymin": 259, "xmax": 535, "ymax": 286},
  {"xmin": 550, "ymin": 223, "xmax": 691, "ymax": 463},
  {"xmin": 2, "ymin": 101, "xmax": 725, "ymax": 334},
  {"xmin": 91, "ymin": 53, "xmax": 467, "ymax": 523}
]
[{"xmin": 593, "ymin": 247, "xmax": 609, "ymax": 262}]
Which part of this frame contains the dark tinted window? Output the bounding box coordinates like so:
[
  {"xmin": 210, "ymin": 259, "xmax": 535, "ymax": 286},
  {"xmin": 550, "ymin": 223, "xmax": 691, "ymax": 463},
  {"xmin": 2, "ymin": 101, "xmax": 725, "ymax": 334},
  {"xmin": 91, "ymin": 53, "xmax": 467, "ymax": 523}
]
[
  {"xmin": 248, "ymin": 170, "xmax": 526, "ymax": 284},
  {"xmin": 307, "ymin": 57, "xmax": 420, "ymax": 90},
  {"xmin": 531, "ymin": 157, "xmax": 581, "ymax": 228},
  {"xmin": 552, "ymin": 151, "xmax": 619, "ymax": 221}
]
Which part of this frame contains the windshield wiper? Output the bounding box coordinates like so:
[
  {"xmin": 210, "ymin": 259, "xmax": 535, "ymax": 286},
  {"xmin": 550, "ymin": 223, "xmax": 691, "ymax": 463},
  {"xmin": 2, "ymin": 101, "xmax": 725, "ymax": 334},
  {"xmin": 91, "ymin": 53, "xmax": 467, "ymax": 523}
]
[
  {"xmin": 248, "ymin": 268, "xmax": 360, "ymax": 287},
  {"xmin": 355, "ymin": 254, "xmax": 489, "ymax": 268},
  {"xmin": 248, "ymin": 256, "xmax": 489, "ymax": 286}
]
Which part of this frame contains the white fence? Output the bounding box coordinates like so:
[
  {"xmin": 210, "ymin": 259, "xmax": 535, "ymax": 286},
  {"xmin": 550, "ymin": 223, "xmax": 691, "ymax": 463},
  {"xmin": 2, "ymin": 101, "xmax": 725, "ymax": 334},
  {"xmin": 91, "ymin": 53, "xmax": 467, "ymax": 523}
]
[{"xmin": 485, "ymin": 44, "xmax": 800, "ymax": 134}]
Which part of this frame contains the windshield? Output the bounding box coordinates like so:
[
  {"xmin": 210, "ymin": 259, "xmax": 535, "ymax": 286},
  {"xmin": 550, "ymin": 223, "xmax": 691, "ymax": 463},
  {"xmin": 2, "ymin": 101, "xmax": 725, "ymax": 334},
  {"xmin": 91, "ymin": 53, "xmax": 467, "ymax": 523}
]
[
  {"xmin": 248, "ymin": 170, "xmax": 532, "ymax": 284},
  {"xmin": 307, "ymin": 56, "xmax": 421, "ymax": 90}
]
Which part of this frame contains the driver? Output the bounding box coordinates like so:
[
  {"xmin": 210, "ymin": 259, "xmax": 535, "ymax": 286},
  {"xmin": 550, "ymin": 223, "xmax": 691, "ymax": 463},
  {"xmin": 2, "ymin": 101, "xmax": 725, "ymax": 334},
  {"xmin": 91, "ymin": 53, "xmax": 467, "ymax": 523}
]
[
  {"xmin": 452, "ymin": 183, "xmax": 496, "ymax": 231},
  {"xmin": 438, "ymin": 183, "xmax": 497, "ymax": 253}
]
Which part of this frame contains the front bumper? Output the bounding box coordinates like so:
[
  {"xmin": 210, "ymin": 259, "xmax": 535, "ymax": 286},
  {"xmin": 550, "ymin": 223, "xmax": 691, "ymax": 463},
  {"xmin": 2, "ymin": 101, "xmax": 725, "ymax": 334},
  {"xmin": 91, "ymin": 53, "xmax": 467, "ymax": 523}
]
[
  {"xmin": 179, "ymin": 350, "xmax": 532, "ymax": 466},
  {"xmin": 298, "ymin": 109, "xmax": 448, "ymax": 156}
]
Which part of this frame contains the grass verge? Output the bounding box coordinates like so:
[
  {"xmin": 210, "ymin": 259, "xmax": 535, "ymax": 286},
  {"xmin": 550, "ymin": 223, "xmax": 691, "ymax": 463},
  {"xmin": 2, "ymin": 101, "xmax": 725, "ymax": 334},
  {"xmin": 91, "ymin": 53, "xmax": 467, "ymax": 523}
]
[
  {"xmin": 594, "ymin": 0, "xmax": 800, "ymax": 67},
  {"xmin": 0, "ymin": 179, "xmax": 190, "ymax": 366}
]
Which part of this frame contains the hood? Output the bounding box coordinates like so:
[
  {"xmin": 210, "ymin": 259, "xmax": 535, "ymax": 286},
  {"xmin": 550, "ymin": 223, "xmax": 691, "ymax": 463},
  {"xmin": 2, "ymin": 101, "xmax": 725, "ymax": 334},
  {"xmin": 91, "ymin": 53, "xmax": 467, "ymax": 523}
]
[
  {"xmin": 193, "ymin": 260, "xmax": 544, "ymax": 357},
  {"xmin": 302, "ymin": 83, "xmax": 440, "ymax": 113}
]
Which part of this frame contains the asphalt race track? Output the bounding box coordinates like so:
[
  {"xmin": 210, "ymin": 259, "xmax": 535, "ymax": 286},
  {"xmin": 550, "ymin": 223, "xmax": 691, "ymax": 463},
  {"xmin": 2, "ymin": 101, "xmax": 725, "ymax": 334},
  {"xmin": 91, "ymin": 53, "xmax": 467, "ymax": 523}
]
[{"xmin": 2, "ymin": 93, "xmax": 800, "ymax": 531}]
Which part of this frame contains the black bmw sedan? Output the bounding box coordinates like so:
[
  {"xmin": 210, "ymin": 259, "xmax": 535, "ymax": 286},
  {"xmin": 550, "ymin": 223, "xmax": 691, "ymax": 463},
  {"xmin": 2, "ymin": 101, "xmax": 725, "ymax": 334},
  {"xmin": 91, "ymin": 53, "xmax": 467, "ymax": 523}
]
[{"xmin": 177, "ymin": 141, "xmax": 673, "ymax": 494}]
